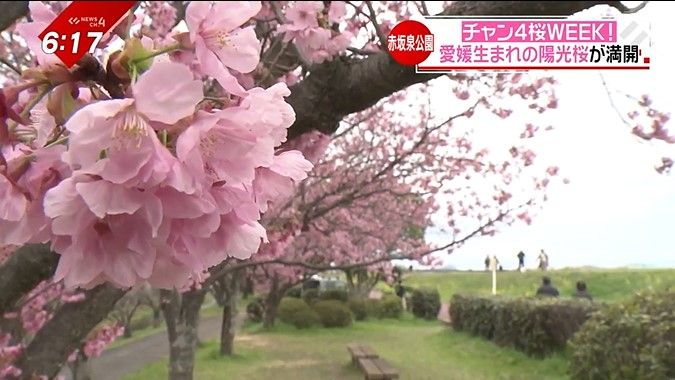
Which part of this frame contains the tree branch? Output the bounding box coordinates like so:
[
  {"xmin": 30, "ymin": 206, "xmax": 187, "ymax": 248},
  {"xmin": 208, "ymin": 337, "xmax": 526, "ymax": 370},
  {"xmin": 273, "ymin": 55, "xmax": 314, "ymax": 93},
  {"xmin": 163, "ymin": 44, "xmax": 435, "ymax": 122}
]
[
  {"xmin": 16, "ymin": 283, "xmax": 127, "ymax": 379},
  {"xmin": 285, "ymin": 1, "xmax": 638, "ymax": 140},
  {"xmin": 0, "ymin": 244, "xmax": 59, "ymax": 315},
  {"xmin": 0, "ymin": 1, "xmax": 28, "ymax": 31},
  {"xmin": 365, "ymin": 1, "xmax": 387, "ymax": 48}
]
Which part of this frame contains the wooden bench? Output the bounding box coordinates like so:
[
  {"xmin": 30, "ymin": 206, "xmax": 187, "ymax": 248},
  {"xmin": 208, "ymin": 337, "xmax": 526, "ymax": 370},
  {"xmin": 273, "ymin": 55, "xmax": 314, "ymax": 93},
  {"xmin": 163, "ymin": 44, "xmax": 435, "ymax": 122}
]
[
  {"xmin": 347, "ymin": 344, "xmax": 379, "ymax": 365},
  {"xmin": 347, "ymin": 344, "xmax": 399, "ymax": 380},
  {"xmin": 357, "ymin": 357, "xmax": 399, "ymax": 380}
]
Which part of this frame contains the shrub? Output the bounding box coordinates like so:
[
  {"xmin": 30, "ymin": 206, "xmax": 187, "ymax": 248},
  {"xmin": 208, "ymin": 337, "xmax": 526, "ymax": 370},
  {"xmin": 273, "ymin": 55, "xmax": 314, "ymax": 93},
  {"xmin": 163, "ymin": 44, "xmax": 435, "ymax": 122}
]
[
  {"xmin": 410, "ymin": 288, "xmax": 441, "ymax": 320},
  {"xmin": 278, "ymin": 297, "xmax": 320, "ymax": 329},
  {"xmin": 313, "ymin": 300, "xmax": 353, "ymax": 328},
  {"xmin": 365, "ymin": 298, "xmax": 381, "ymax": 318},
  {"xmin": 285, "ymin": 287, "xmax": 302, "ymax": 298},
  {"xmin": 348, "ymin": 298, "xmax": 368, "ymax": 321},
  {"xmin": 376, "ymin": 295, "xmax": 403, "ymax": 319},
  {"xmin": 320, "ymin": 289, "xmax": 349, "ymax": 303},
  {"xmin": 302, "ymin": 289, "xmax": 320, "ymax": 305},
  {"xmin": 246, "ymin": 297, "xmax": 265, "ymax": 323},
  {"xmin": 450, "ymin": 294, "xmax": 599, "ymax": 358},
  {"xmin": 129, "ymin": 312, "xmax": 153, "ymax": 332},
  {"xmin": 568, "ymin": 289, "xmax": 675, "ymax": 380}
]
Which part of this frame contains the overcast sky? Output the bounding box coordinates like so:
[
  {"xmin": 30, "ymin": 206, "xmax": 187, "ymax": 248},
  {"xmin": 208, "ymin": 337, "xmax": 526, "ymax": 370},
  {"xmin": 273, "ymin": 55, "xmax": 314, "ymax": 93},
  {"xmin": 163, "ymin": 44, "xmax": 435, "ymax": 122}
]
[{"xmin": 420, "ymin": 1, "xmax": 675, "ymax": 270}]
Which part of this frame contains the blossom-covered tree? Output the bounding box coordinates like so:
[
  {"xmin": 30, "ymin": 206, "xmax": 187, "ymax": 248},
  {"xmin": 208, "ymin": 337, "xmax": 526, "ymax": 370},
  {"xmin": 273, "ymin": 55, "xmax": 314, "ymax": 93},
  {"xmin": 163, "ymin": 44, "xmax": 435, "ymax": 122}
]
[
  {"xmin": 0, "ymin": 1, "xmax": 661, "ymax": 379},
  {"xmin": 0, "ymin": 260, "xmax": 123, "ymax": 380}
]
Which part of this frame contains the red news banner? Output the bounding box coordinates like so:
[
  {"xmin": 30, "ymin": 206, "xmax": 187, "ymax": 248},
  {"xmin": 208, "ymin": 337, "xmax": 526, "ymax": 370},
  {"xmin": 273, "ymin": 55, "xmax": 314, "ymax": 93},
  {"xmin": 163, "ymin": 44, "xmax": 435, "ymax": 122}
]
[
  {"xmin": 38, "ymin": 1, "xmax": 136, "ymax": 68},
  {"xmin": 387, "ymin": 17, "xmax": 652, "ymax": 71}
]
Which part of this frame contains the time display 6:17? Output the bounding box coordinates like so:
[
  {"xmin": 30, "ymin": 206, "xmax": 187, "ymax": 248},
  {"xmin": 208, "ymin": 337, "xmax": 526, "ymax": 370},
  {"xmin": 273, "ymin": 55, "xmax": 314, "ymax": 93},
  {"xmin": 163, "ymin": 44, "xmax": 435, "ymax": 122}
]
[{"xmin": 41, "ymin": 31, "xmax": 104, "ymax": 55}]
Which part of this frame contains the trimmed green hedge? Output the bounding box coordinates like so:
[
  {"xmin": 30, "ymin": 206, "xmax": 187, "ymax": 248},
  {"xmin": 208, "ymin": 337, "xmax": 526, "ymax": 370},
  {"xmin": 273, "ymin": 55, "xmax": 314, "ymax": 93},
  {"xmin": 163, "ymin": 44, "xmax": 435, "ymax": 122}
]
[
  {"xmin": 278, "ymin": 297, "xmax": 320, "ymax": 329},
  {"xmin": 568, "ymin": 289, "xmax": 675, "ymax": 380},
  {"xmin": 320, "ymin": 289, "xmax": 349, "ymax": 302},
  {"xmin": 348, "ymin": 298, "xmax": 368, "ymax": 321},
  {"xmin": 313, "ymin": 300, "xmax": 353, "ymax": 328},
  {"xmin": 410, "ymin": 288, "xmax": 441, "ymax": 320},
  {"xmin": 284, "ymin": 287, "xmax": 302, "ymax": 298},
  {"xmin": 375, "ymin": 295, "xmax": 403, "ymax": 319},
  {"xmin": 302, "ymin": 289, "xmax": 320, "ymax": 305},
  {"xmin": 450, "ymin": 294, "xmax": 600, "ymax": 358}
]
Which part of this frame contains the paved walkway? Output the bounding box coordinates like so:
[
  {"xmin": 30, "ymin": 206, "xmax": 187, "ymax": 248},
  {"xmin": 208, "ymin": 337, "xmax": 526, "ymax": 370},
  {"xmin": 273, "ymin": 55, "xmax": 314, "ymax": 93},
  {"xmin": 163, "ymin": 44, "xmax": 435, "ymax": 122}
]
[{"xmin": 59, "ymin": 315, "xmax": 224, "ymax": 380}]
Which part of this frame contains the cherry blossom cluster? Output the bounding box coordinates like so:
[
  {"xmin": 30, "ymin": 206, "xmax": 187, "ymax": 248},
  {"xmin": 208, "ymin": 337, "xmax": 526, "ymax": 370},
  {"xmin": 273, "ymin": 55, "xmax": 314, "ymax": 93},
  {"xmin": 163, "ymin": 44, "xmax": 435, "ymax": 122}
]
[
  {"xmin": 276, "ymin": 1, "xmax": 352, "ymax": 64},
  {"xmin": 1, "ymin": 1, "xmax": 314, "ymax": 290}
]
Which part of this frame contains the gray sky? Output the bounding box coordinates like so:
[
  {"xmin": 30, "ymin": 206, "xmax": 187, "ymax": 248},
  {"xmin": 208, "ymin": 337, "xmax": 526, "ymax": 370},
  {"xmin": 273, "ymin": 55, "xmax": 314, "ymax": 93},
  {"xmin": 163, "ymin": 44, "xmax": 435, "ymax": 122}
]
[{"xmin": 422, "ymin": 1, "xmax": 675, "ymax": 270}]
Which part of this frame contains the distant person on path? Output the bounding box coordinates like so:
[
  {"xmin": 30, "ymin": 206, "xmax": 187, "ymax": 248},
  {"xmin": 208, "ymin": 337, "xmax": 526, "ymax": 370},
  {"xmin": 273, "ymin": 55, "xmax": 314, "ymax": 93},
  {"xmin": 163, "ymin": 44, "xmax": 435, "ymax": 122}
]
[
  {"xmin": 517, "ymin": 251, "xmax": 526, "ymax": 271},
  {"xmin": 537, "ymin": 249, "xmax": 549, "ymax": 271},
  {"xmin": 484, "ymin": 255, "xmax": 490, "ymax": 271},
  {"xmin": 573, "ymin": 281, "xmax": 593, "ymax": 301},
  {"xmin": 536, "ymin": 276, "xmax": 560, "ymax": 297},
  {"xmin": 395, "ymin": 280, "xmax": 407, "ymax": 310}
]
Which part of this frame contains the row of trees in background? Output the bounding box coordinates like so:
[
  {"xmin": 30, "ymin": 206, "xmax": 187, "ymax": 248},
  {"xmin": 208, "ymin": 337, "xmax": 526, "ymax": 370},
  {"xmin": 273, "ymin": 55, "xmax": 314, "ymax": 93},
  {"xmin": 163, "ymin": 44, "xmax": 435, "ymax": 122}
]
[{"xmin": 0, "ymin": 1, "xmax": 669, "ymax": 380}]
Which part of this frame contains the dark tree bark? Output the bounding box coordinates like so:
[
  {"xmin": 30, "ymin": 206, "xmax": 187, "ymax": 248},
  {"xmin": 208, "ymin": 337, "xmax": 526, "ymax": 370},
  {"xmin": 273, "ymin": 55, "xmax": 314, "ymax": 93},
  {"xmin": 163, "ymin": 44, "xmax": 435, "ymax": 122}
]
[
  {"xmin": 0, "ymin": 244, "xmax": 59, "ymax": 315},
  {"xmin": 160, "ymin": 288, "xmax": 207, "ymax": 380},
  {"xmin": 344, "ymin": 268, "xmax": 381, "ymax": 299},
  {"xmin": 218, "ymin": 271, "xmax": 241, "ymax": 356},
  {"xmin": 15, "ymin": 284, "xmax": 126, "ymax": 380},
  {"xmin": 0, "ymin": 1, "xmax": 29, "ymax": 31},
  {"xmin": 262, "ymin": 274, "xmax": 282, "ymax": 329},
  {"xmin": 152, "ymin": 307, "xmax": 163, "ymax": 328},
  {"xmin": 70, "ymin": 351, "xmax": 93, "ymax": 380}
]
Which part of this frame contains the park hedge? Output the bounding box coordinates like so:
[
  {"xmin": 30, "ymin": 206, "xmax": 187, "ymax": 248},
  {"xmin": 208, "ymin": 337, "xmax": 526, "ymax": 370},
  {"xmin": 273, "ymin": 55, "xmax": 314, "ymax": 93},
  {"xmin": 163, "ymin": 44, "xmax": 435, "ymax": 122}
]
[
  {"xmin": 312, "ymin": 300, "xmax": 353, "ymax": 328},
  {"xmin": 278, "ymin": 297, "xmax": 320, "ymax": 329},
  {"xmin": 568, "ymin": 289, "xmax": 675, "ymax": 380},
  {"xmin": 449, "ymin": 294, "xmax": 600, "ymax": 358},
  {"xmin": 410, "ymin": 288, "xmax": 441, "ymax": 320}
]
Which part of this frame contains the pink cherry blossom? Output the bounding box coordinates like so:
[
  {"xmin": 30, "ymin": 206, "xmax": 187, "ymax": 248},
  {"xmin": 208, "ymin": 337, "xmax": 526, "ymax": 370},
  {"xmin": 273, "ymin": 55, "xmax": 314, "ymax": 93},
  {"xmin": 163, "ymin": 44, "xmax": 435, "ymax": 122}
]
[
  {"xmin": 13, "ymin": 2, "xmax": 61, "ymax": 66},
  {"xmin": 0, "ymin": 144, "xmax": 69, "ymax": 246},
  {"xmin": 185, "ymin": 1, "xmax": 262, "ymax": 97},
  {"xmin": 283, "ymin": 2, "xmax": 323, "ymax": 30},
  {"xmin": 44, "ymin": 175, "xmax": 162, "ymax": 288},
  {"xmin": 62, "ymin": 61, "xmax": 202, "ymax": 189},
  {"xmin": 328, "ymin": 2, "xmax": 347, "ymax": 24}
]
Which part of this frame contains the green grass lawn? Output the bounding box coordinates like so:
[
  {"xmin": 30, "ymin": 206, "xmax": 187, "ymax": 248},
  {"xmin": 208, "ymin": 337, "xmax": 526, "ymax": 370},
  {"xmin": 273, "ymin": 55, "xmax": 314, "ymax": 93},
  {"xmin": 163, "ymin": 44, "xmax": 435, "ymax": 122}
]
[
  {"xmin": 122, "ymin": 316, "xmax": 569, "ymax": 380},
  {"xmin": 402, "ymin": 268, "xmax": 675, "ymax": 302}
]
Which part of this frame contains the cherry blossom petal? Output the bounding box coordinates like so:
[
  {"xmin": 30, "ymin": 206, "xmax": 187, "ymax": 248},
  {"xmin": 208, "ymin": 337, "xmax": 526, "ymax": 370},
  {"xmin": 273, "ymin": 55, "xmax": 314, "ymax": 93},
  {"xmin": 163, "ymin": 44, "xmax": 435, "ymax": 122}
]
[{"xmin": 133, "ymin": 61, "xmax": 203, "ymax": 124}]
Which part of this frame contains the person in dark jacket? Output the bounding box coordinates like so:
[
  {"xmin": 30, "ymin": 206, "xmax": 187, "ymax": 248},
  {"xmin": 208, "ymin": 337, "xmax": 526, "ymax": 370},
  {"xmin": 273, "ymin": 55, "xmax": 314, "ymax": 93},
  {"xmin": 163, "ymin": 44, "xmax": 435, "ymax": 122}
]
[
  {"xmin": 573, "ymin": 281, "xmax": 593, "ymax": 301},
  {"xmin": 517, "ymin": 251, "xmax": 525, "ymax": 270},
  {"xmin": 536, "ymin": 276, "xmax": 560, "ymax": 297}
]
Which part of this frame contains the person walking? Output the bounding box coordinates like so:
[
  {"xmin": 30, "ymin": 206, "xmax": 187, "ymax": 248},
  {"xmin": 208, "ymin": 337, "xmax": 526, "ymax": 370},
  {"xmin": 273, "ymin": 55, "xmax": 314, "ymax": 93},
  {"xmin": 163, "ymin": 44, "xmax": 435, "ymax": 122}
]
[
  {"xmin": 537, "ymin": 249, "xmax": 549, "ymax": 271},
  {"xmin": 517, "ymin": 251, "xmax": 526, "ymax": 271}
]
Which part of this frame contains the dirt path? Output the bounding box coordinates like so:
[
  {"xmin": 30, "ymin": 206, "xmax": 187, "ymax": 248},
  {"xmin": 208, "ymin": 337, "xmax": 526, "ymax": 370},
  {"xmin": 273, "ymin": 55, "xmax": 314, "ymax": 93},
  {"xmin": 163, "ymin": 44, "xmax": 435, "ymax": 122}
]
[{"xmin": 438, "ymin": 303, "xmax": 451, "ymax": 324}]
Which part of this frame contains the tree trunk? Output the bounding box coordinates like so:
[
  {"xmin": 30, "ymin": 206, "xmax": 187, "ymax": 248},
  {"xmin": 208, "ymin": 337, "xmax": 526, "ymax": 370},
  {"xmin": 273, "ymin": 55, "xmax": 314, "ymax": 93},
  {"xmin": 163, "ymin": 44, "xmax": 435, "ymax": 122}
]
[
  {"xmin": 0, "ymin": 244, "xmax": 59, "ymax": 316},
  {"xmin": 160, "ymin": 288, "xmax": 206, "ymax": 380},
  {"xmin": 71, "ymin": 352, "xmax": 92, "ymax": 380},
  {"xmin": 219, "ymin": 272, "xmax": 241, "ymax": 356},
  {"xmin": 152, "ymin": 307, "xmax": 162, "ymax": 327},
  {"xmin": 262, "ymin": 275, "xmax": 281, "ymax": 329},
  {"xmin": 123, "ymin": 320, "xmax": 132, "ymax": 338},
  {"xmin": 16, "ymin": 284, "xmax": 126, "ymax": 379}
]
